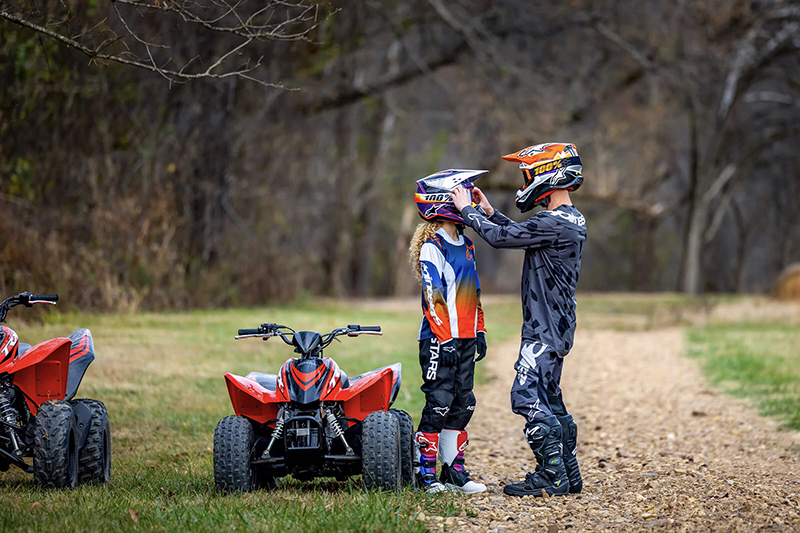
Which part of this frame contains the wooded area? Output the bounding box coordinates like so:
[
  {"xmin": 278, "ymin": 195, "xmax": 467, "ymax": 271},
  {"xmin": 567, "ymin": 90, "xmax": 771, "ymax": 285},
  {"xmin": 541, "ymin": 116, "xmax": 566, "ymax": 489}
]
[{"xmin": 1, "ymin": 0, "xmax": 799, "ymax": 311}]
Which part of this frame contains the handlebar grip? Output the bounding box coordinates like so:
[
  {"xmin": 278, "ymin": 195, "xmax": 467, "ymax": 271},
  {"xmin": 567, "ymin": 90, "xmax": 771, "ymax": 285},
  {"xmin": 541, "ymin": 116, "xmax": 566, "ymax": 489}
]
[
  {"xmin": 360, "ymin": 326, "xmax": 381, "ymax": 332},
  {"xmin": 238, "ymin": 328, "xmax": 260, "ymax": 335},
  {"xmin": 30, "ymin": 294, "xmax": 59, "ymax": 303}
]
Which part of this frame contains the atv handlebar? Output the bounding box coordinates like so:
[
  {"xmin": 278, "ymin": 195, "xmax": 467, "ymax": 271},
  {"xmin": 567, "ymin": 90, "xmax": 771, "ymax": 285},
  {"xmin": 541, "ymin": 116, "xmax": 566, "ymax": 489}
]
[
  {"xmin": 0, "ymin": 291, "xmax": 59, "ymax": 322},
  {"xmin": 345, "ymin": 324, "xmax": 382, "ymax": 336},
  {"xmin": 234, "ymin": 324, "xmax": 382, "ymax": 349}
]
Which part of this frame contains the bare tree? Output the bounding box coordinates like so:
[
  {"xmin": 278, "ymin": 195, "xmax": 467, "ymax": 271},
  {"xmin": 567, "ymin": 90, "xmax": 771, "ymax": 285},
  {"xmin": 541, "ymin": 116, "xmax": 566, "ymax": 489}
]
[
  {"xmin": 0, "ymin": 0, "xmax": 329, "ymax": 87},
  {"xmin": 679, "ymin": 5, "xmax": 800, "ymax": 294},
  {"xmin": 586, "ymin": 1, "xmax": 800, "ymax": 293}
]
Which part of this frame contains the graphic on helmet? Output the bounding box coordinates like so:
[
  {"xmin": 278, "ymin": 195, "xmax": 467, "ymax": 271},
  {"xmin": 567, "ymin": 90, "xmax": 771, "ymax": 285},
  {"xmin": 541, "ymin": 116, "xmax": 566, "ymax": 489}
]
[
  {"xmin": 502, "ymin": 143, "xmax": 583, "ymax": 212},
  {"xmin": 415, "ymin": 169, "xmax": 488, "ymax": 224}
]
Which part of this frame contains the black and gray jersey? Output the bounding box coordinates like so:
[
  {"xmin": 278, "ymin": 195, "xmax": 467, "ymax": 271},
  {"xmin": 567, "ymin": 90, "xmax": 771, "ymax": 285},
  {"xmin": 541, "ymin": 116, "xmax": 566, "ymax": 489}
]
[{"xmin": 461, "ymin": 204, "xmax": 586, "ymax": 355}]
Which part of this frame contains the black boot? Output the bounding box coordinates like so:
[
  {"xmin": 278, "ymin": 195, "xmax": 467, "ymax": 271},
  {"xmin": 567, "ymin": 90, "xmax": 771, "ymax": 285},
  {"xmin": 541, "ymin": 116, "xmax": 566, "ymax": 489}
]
[
  {"xmin": 558, "ymin": 414, "xmax": 582, "ymax": 494},
  {"xmin": 503, "ymin": 416, "xmax": 570, "ymax": 497}
]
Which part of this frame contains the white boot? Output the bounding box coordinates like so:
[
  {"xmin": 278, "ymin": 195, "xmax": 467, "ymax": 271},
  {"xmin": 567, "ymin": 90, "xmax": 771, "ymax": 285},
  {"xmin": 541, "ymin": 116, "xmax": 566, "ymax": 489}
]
[{"xmin": 439, "ymin": 429, "xmax": 486, "ymax": 494}]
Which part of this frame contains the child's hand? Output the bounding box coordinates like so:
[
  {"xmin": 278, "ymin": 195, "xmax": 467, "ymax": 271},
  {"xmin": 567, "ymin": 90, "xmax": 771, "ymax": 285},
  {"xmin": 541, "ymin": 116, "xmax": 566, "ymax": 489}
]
[
  {"xmin": 472, "ymin": 187, "xmax": 495, "ymax": 216},
  {"xmin": 475, "ymin": 332, "xmax": 487, "ymax": 362},
  {"xmin": 450, "ymin": 186, "xmax": 472, "ymax": 211},
  {"xmin": 440, "ymin": 339, "xmax": 458, "ymax": 366}
]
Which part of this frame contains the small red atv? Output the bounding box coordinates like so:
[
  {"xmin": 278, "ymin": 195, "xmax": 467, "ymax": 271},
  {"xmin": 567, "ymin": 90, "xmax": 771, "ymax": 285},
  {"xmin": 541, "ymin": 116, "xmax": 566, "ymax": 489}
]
[
  {"xmin": 0, "ymin": 292, "xmax": 110, "ymax": 488},
  {"xmin": 214, "ymin": 323, "xmax": 414, "ymax": 492}
]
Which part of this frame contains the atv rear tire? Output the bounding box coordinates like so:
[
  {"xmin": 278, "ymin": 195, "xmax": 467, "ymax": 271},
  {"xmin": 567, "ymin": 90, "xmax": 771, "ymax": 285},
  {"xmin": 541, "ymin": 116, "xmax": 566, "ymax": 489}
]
[
  {"xmin": 214, "ymin": 416, "xmax": 255, "ymax": 493},
  {"xmin": 390, "ymin": 409, "xmax": 415, "ymax": 487},
  {"xmin": 72, "ymin": 399, "xmax": 111, "ymax": 484},
  {"xmin": 361, "ymin": 410, "xmax": 401, "ymax": 491},
  {"xmin": 33, "ymin": 400, "xmax": 78, "ymax": 489}
]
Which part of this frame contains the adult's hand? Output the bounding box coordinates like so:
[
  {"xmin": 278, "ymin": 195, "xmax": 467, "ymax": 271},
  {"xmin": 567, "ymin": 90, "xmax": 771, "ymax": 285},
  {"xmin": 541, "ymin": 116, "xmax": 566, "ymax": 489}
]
[
  {"xmin": 439, "ymin": 339, "xmax": 458, "ymax": 366},
  {"xmin": 450, "ymin": 186, "xmax": 472, "ymax": 211},
  {"xmin": 471, "ymin": 187, "xmax": 495, "ymax": 216}
]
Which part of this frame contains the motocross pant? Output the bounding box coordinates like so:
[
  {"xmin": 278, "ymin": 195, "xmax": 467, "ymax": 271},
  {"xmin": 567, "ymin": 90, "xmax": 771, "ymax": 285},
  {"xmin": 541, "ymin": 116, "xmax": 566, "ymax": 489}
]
[
  {"xmin": 417, "ymin": 337, "xmax": 477, "ymax": 433},
  {"xmin": 510, "ymin": 339, "xmax": 568, "ymax": 424}
]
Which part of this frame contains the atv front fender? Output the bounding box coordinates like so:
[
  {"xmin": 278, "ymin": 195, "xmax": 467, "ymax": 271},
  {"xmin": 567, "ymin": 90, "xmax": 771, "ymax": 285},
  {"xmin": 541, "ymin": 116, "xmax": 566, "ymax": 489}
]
[
  {"xmin": 11, "ymin": 338, "xmax": 71, "ymax": 415},
  {"xmin": 326, "ymin": 363, "xmax": 401, "ymax": 420},
  {"xmin": 225, "ymin": 373, "xmax": 288, "ymax": 426}
]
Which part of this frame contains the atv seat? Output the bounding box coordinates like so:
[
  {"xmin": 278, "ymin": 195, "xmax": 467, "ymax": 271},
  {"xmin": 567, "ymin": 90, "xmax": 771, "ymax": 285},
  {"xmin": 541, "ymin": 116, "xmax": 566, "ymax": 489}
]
[
  {"xmin": 17, "ymin": 343, "xmax": 31, "ymax": 357},
  {"xmin": 246, "ymin": 372, "xmax": 278, "ymax": 391},
  {"xmin": 66, "ymin": 329, "xmax": 96, "ymax": 401},
  {"xmin": 346, "ymin": 371, "xmax": 370, "ymax": 388}
]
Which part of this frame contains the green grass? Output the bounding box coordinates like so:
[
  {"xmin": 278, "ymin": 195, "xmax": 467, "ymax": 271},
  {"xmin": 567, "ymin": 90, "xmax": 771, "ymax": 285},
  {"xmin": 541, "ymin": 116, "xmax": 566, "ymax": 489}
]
[
  {"xmin": 688, "ymin": 322, "xmax": 800, "ymax": 430},
  {"xmin": 0, "ymin": 299, "xmax": 519, "ymax": 532},
  {"xmin": 577, "ymin": 292, "xmax": 743, "ymax": 330}
]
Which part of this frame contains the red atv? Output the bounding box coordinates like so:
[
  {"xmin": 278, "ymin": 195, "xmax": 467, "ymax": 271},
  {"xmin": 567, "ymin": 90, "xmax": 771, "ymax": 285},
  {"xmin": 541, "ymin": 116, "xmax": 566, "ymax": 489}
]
[
  {"xmin": 0, "ymin": 292, "xmax": 110, "ymax": 488},
  {"xmin": 214, "ymin": 323, "xmax": 414, "ymax": 492}
]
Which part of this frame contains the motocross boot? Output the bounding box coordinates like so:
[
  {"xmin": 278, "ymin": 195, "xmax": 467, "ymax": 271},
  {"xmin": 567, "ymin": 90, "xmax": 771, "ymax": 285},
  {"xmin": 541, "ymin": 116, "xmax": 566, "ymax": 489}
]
[
  {"xmin": 558, "ymin": 414, "xmax": 582, "ymax": 493},
  {"xmin": 503, "ymin": 416, "xmax": 570, "ymax": 497},
  {"xmin": 414, "ymin": 431, "xmax": 447, "ymax": 493},
  {"xmin": 439, "ymin": 429, "xmax": 486, "ymax": 494}
]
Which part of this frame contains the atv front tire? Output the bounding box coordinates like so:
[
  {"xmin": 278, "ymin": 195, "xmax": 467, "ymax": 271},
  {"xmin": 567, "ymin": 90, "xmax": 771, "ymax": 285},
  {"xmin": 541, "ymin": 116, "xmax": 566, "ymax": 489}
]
[
  {"xmin": 72, "ymin": 399, "xmax": 111, "ymax": 484},
  {"xmin": 33, "ymin": 400, "xmax": 78, "ymax": 489},
  {"xmin": 214, "ymin": 416, "xmax": 255, "ymax": 493},
  {"xmin": 390, "ymin": 409, "xmax": 415, "ymax": 487},
  {"xmin": 361, "ymin": 410, "xmax": 401, "ymax": 491}
]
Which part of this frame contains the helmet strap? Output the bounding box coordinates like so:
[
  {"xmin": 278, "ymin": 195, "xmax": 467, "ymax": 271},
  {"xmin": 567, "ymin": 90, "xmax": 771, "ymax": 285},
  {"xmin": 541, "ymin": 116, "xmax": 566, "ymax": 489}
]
[{"xmin": 535, "ymin": 190, "xmax": 556, "ymax": 208}]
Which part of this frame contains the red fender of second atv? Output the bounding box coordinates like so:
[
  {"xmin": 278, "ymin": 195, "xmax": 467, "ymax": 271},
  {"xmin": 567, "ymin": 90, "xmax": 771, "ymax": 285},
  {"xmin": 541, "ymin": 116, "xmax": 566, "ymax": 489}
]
[
  {"xmin": 325, "ymin": 364, "xmax": 398, "ymax": 421},
  {"xmin": 9, "ymin": 338, "xmax": 71, "ymax": 416},
  {"xmin": 225, "ymin": 373, "xmax": 289, "ymax": 427}
]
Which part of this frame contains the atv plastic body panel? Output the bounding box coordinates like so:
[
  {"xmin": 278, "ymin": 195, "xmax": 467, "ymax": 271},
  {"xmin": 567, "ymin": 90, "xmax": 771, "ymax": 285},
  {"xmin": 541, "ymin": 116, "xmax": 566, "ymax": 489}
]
[{"xmin": 5, "ymin": 337, "xmax": 71, "ymax": 415}]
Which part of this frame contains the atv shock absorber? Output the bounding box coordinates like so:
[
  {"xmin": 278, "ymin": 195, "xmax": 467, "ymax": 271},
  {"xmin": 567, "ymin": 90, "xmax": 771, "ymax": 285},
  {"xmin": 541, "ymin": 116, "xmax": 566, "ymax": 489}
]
[
  {"xmin": 325, "ymin": 407, "xmax": 354, "ymax": 456},
  {"xmin": 264, "ymin": 408, "xmax": 285, "ymax": 457},
  {"xmin": 0, "ymin": 385, "xmax": 20, "ymax": 454}
]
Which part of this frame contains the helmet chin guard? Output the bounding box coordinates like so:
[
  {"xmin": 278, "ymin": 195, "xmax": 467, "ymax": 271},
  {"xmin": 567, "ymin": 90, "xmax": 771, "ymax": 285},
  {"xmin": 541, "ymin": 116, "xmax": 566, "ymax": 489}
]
[
  {"xmin": 414, "ymin": 169, "xmax": 488, "ymax": 224},
  {"xmin": 502, "ymin": 143, "xmax": 583, "ymax": 213}
]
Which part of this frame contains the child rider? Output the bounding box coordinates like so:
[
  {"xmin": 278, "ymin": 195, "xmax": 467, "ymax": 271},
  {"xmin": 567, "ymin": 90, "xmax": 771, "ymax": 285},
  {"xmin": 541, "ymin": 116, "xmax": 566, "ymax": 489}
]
[
  {"xmin": 409, "ymin": 169, "xmax": 489, "ymax": 494},
  {"xmin": 451, "ymin": 143, "xmax": 586, "ymax": 498}
]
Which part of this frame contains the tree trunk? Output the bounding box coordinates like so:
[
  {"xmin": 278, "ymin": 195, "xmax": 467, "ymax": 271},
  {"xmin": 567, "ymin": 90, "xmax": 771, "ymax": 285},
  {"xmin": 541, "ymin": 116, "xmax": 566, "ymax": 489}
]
[
  {"xmin": 681, "ymin": 202, "xmax": 706, "ymax": 294},
  {"xmin": 680, "ymin": 97, "xmax": 703, "ymax": 294}
]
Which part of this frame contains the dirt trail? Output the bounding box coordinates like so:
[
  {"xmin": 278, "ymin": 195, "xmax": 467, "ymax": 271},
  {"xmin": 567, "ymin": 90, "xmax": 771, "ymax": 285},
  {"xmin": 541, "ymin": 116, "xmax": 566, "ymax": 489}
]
[{"xmin": 450, "ymin": 327, "xmax": 800, "ymax": 532}]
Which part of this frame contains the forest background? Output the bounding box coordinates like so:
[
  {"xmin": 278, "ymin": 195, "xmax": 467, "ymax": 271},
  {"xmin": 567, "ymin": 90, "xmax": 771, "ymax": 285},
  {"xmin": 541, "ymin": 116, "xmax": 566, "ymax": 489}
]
[{"xmin": 2, "ymin": 0, "xmax": 799, "ymax": 312}]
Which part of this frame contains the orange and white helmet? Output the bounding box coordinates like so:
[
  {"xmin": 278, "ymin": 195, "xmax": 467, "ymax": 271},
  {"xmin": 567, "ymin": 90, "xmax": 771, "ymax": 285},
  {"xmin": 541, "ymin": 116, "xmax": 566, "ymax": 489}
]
[{"xmin": 502, "ymin": 143, "xmax": 583, "ymax": 212}]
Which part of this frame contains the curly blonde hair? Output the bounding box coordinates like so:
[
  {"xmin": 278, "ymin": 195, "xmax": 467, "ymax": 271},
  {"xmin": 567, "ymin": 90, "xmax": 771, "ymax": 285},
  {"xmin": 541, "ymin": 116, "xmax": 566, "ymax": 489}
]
[{"xmin": 409, "ymin": 221, "xmax": 443, "ymax": 284}]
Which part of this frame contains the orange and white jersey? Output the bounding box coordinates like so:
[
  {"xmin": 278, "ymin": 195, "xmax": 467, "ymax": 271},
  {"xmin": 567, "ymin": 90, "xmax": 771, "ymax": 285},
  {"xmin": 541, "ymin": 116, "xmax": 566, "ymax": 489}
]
[{"xmin": 418, "ymin": 228, "xmax": 486, "ymax": 342}]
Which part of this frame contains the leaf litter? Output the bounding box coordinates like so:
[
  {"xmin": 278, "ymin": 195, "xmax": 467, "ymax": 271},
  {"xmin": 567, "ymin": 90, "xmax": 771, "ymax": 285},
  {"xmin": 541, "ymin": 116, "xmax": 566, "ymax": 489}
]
[{"xmin": 440, "ymin": 326, "xmax": 800, "ymax": 532}]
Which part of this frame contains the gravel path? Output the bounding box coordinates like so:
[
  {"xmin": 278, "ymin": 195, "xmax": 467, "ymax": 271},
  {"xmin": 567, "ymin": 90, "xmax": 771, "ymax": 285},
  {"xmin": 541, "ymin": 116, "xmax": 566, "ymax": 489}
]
[{"xmin": 445, "ymin": 327, "xmax": 800, "ymax": 532}]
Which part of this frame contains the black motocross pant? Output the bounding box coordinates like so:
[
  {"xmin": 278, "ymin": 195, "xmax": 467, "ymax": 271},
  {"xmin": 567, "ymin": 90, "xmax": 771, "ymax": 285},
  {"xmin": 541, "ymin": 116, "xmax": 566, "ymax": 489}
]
[
  {"xmin": 417, "ymin": 337, "xmax": 477, "ymax": 433},
  {"xmin": 510, "ymin": 339, "xmax": 569, "ymax": 423}
]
